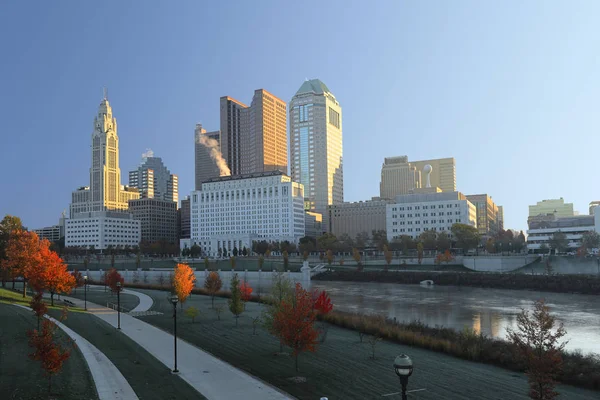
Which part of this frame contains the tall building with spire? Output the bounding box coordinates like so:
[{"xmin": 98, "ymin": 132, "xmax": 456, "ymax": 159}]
[{"xmin": 289, "ymin": 79, "xmax": 343, "ymax": 215}]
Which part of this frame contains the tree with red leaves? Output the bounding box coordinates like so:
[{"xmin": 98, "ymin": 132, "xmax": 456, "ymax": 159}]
[
  {"xmin": 273, "ymin": 283, "xmax": 320, "ymax": 371},
  {"xmin": 27, "ymin": 313, "xmax": 71, "ymax": 394},
  {"xmin": 240, "ymin": 280, "xmax": 253, "ymax": 303},
  {"xmin": 173, "ymin": 263, "xmax": 195, "ymax": 308},
  {"xmin": 106, "ymin": 268, "xmax": 124, "ymax": 294},
  {"xmin": 507, "ymin": 299, "xmax": 567, "ymax": 400},
  {"xmin": 71, "ymin": 270, "xmax": 84, "ymax": 294},
  {"xmin": 313, "ymin": 290, "xmax": 333, "ymax": 315},
  {"xmin": 30, "ymin": 292, "xmax": 48, "ymax": 330},
  {"xmin": 30, "ymin": 245, "xmax": 75, "ymax": 306},
  {"xmin": 204, "ymin": 271, "xmax": 222, "ymax": 309}
]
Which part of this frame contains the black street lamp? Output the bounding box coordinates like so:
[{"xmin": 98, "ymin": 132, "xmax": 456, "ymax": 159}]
[
  {"xmin": 394, "ymin": 354, "xmax": 414, "ymax": 400},
  {"xmin": 84, "ymin": 275, "xmax": 88, "ymax": 311},
  {"xmin": 116, "ymin": 281, "xmax": 121, "ymax": 330},
  {"xmin": 169, "ymin": 294, "xmax": 179, "ymax": 373}
]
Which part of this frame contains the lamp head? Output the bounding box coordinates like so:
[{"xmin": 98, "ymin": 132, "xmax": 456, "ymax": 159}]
[
  {"xmin": 394, "ymin": 354, "xmax": 413, "ymax": 377},
  {"xmin": 170, "ymin": 294, "xmax": 179, "ymax": 305},
  {"xmin": 116, "ymin": 281, "xmax": 121, "ymax": 287},
  {"xmin": 84, "ymin": 275, "xmax": 88, "ymax": 281}
]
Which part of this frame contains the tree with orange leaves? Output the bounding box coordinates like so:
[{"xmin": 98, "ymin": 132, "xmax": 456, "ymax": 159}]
[
  {"xmin": 173, "ymin": 263, "xmax": 195, "ymax": 308},
  {"xmin": 273, "ymin": 283, "xmax": 320, "ymax": 371},
  {"xmin": 30, "ymin": 291, "xmax": 48, "ymax": 330},
  {"xmin": 2, "ymin": 230, "xmax": 43, "ymax": 297},
  {"xmin": 240, "ymin": 280, "xmax": 253, "ymax": 302},
  {"xmin": 106, "ymin": 268, "xmax": 124, "ymax": 294},
  {"xmin": 204, "ymin": 271, "xmax": 222, "ymax": 309},
  {"xmin": 29, "ymin": 245, "xmax": 75, "ymax": 306},
  {"xmin": 27, "ymin": 313, "xmax": 71, "ymax": 394},
  {"xmin": 71, "ymin": 270, "xmax": 84, "ymax": 294}
]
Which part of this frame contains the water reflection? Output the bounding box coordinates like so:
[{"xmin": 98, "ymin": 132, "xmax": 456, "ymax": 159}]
[{"xmin": 311, "ymin": 281, "xmax": 600, "ymax": 354}]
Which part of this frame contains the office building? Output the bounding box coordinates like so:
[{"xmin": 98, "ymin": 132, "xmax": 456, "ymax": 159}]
[
  {"xmin": 380, "ymin": 156, "xmax": 420, "ymax": 199},
  {"xmin": 194, "ymin": 124, "xmax": 222, "ymax": 190},
  {"xmin": 190, "ymin": 171, "xmax": 305, "ymax": 256},
  {"xmin": 497, "ymin": 205, "xmax": 504, "ymax": 231},
  {"xmin": 305, "ymin": 211, "xmax": 323, "ymax": 239},
  {"xmin": 527, "ymin": 214, "xmax": 595, "ymax": 252},
  {"xmin": 589, "ymin": 201, "xmax": 600, "ymax": 215},
  {"xmin": 386, "ymin": 192, "xmax": 476, "ymax": 241},
  {"xmin": 128, "ymin": 198, "xmax": 178, "ymax": 244},
  {"xmin": 179, "ymin": 197, "xmax": 191, "ymax": 239},
  {"xmin": 69, "ymin": 93, "xmax": 140, "ymax": 217},
  {"xmin": 34, "ymin": 225, "xmax": 62, "ymax": 242},
  {"xmin": 327, "ymin": 198, "xmax": 388, "ymax": 239},
  {"xmin": 410, "ymin": 158, "xmax": 456, "ymax": 192},
  {"xmin": 129, "ymin": 151, "xmax": 178, "ymax": 203},
  {"xmin": 528, "ymin": 198, "xmax": 575, "ymax": 218},
  {"xmin": 220, "ymin": 96, "xmax": 246, "ymax": 176},
  {"xmin": 290, "ymin": 79, "xmax": 343, "ymax": 215},
  {"xmin": 466, "ymin": 194, "xmax": 501, "ymax": 237},
  {"xmin": 65, "ymin": 211, "xmax": 140, "ymax": 249}
]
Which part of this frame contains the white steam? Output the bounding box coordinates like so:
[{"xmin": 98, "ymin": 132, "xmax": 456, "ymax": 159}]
[{"xmin": 198, "ymin": 135, "xmax": 231, "ymax": 176}]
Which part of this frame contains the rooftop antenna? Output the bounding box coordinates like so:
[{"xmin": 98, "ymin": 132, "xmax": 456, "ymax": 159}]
[{"xmin": 103, "ymin": 87, "xmax": 108, "ymax": 100}]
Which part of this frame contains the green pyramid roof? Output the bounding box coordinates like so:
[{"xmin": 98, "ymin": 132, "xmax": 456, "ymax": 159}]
[{"xmin": 295, "ymin": 79, "xmax": 331, "ymax": 96}]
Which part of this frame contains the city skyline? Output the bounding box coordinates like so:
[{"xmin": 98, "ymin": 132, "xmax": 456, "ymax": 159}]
[{"xmin": 3, "ymin": 2, "xmax": 600, "ymax": 233}]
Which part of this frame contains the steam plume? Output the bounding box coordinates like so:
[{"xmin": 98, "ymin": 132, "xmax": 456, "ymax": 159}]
[
  {"xmin": 142, "ymin": 148, "xmax": 154, "ymax": 159},
  {"xmin": 199, "ymin": 135, "xmax": 231, "ymax": 176}
]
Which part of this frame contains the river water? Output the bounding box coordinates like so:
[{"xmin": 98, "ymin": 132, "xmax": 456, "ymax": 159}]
[{"xmin": 311, "ymin": 281, "xmax": 600, "ymax": 355}]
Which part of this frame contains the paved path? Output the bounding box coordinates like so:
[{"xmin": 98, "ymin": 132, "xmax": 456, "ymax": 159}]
[
  {"xmin": 14, "ymin": 304, "xmax": 138, "ymax": 400},
  {"xmin": 87, "ymin": 285, "xmax": 153, "ymax": 312},
  {"xmin": 61, "ymin": 295, "xmax": 293, "ymax": 400}
]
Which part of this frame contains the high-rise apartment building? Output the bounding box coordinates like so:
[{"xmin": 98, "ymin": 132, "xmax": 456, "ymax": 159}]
[
  {"xmin": 529, "ymin": 198, "xmax": 575, "ymax": 218},
  {"xmin": 70, "ymin": 94, "xmax": 140, "ymax": 217},
  {"xmin": 409, "ymin": 158, "xmax": 456, "ymax": 192},
  {"xmin": 220, "ymin": 90, "xmax": 287, "ymax": 176},
  {"xmin": 380, "ymin": 156, "xmax": 421, "ymax": 199},
  {"xmin": 129, "ymin": 152, "xmax": 178, "ymax": 203},
  {"xmin": 194, "ymin": 124, "xmax": 222, "ymax": 190},
  {"xmin": 466, "ymin": 194, "xmax": 501, "ymax": 237},
  {"xmin": 290, "ymin": 79, "xmax": 343, "ymax": 215}
]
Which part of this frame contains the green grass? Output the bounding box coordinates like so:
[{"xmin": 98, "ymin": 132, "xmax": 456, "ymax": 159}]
[
  {"xmin": 0, "ymin": 303, "xmax": 98, "ymax": 400},
  {"xmin": 127, "ymin": 287, "xmax": 598, "ymax": 400},
  {"xmin": 69, "ymin": 288, "xmax": 140, "ymax": 312}
]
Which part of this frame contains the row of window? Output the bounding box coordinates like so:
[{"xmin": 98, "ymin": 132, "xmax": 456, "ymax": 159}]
[{"xmin": 390, "ymin": 204, "xmax": 460, "ymax": 212}]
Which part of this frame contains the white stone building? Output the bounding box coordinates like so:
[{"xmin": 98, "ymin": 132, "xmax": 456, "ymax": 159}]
[
  {"xmin": 65, "ymin": 211, "xmax": 140, "ymax": 250},
  {"xmin": 527, "ymin": 214, "xmax": 595, "ymax": 252},
  {"xmin": 190, "ymin": 171, "xmax": 305, "ymax": 256},
  {"xmin": 386, "ymin": 191, "xmax": 477, "ymax": 241}
]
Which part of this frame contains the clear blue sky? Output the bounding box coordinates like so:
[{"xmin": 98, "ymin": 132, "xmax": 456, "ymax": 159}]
[{"xmin": 1, "ymin": 1, "xmax": 599, "ymax": 233}]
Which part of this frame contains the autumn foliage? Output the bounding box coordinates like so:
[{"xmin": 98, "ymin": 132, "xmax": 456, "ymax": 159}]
[
  {"xmin": 204, "ymin": 271, "xmax": 222, "ymax": 308},
  {"xmin": 2, "ymin": 230, "xmax": 43, "ymax": 297},
  {"xmin": 435, "ymin": 250, "xmax": 455, "ymax": 265},
  {"xmin": 173, "ymin": 263, "xmax": 195, "ymax": 307},
  {"xmin": 240, "ymin": 280, "xmax": 253, "ymax": 302},
  {"xmin": 273, "ymin": 283, "xmax": 320, "ymax": 371},
  {"xmin": 106, "ymin": 268, "xmax": 124, "ymax": 293},
  {"xmin": 312, "ymin": 290, "xmax": 333, "ymax": 315},
  {"xmin": 30, "ymin": 292, "xmax": 48, "ymax": 330},
  {"xmin": 71, "ymin": 270, "xmax": 84, "ymax": 294},
  {"xmin": 30, "ymin": 245, "xmax": 75, "ymax": 306}
]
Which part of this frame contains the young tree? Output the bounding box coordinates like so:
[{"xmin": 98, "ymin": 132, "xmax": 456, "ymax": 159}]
[
  {"xmin": 173, "ymin": 263, "xmax": 195, "ymax": 308},
  {"xmin": 214, "ymin": 305, "xmax": 224, "ymax": 321},
  {"xmin": 548, "ymin": 232, "xmax": 569, "ymax": 254},
  {"xmin": 136, "ymin": 252, "xmax": 141, "ymax": 269},
  {"xmin": 326, "ymin": 249, "xmax": 334, "ymax": 266},
  {"xmin": 282, "ymin": 250, "xmax": 289, "ymax": 270},
  {"xmin": 230, "ymin": 256, "xmax": 236, "ymax": 269},
  {"xmin": 27, "ymin": 314, "xmax": 71, "ymax": 394},
  {"xmin": 185, "ymin": 306, "xmax": 200, "ymax": 324},
  {"xmin": 70, "ymin": 270, "xmax": 84, "ymax": 295},
  {"xmin": 2, "ymin": 230, "xmax": 42, "ymax": 297},
  {"xmin": 228, "ymin": 273, "xmax": 244, "ymax": 326},
  {"xmin": 240, "ymin": 280, "xmax": 253, "ymax": 309},
  {"xmin": 367, "ymin": 334, "xmax": 382, "ymax": 360},
  {"xmin": 273, "ymin": 283, "xmax": 320, "ymax": 372},
  {"xmin": 30, "ymin": 291, "xmax": 48, "ymax": 330},
  {"xmin": 34, "ymin": 247, "xmax": 75, "ymax": 306},
  {"xmin": 106, "ymin": 268, "xmax": 124, "ymax": 293},
  {"xmin": 110, "ymin": 253, "xmax": 115, "ymax": 269},
  {"xmin": 263, "ymin": 272, "xmax": 295, "ymax": 352},
  {"xmin": 383, "ymin": 244, "xmax": 392, "ymax": 272},
  {"xmin": 204, "ymin": 257, "xmax": 210, "ymax": 270},
  {"xmin": 258, "ymin": 255, "xmax": 265, "ymax": 270},
  {"xmin": 486, "ymin": 238, "xmax": 496, "ymax": 253},
  {"xmin": 507, "ymin": 299, "xmax": 567, "ymax": 400},
  {"xmin": 302, "ymin": 250, "xmax": 309, "ymax": 261},
  {"xmin": 352, "ymin": 248, "xmax": 362, "ymax": 271},
  {"xmin": 417, "ymin": 242, "xmax": 424, "ymax": 265},
  {"xmin": 204, "ymin": 271, "xmax": 222, "ymax": 308}
]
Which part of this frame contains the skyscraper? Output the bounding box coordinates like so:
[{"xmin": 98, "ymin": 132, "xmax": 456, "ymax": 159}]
[
  {"xmin": 410, "ymin": 158, "xmax": 456, "ymax": 192},
  {"xmin": 289, "ymin": 79, "xmax": 343, "ymax": 214},
  {"xmin": 129, "ymin": 150, "xmax": 178, "ymax": 203},
  {"xmin": 194, "ymin": 124, "xmax": 222, "ymax": 190},
  {"xmin": 70, "ymin": 93, "xmax": 139, "ymax": 217},
  {"xmin": 220, "ymin": 89, "xmax": 287, "ymax": 176},
  {"xmin": 380, "ymin": 156, "xmax": 421, "ymax": 199}
]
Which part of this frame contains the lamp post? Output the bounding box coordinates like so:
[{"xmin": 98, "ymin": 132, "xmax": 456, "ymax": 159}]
[
  {"xmin": 84, "ymin": 276, "xmax": 88, "ymax": 311},
  {"xmin": 116, "ymin": 281, "xmax": 121, "ymax": 330},
  {"xmin": 169, "ymin": 294, "xmax": 179, "ymax": 373},
  {"xmin": 394, "ymin": 354, "xmax": 413, "ymax": 400}
]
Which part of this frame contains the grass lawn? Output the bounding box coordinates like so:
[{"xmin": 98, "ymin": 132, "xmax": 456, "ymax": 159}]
[
  {"xmin": 75, "ymin": 287, "xmax": 140, "ymax": 311},
  {"xmin": 82, "ymin": 287, "xmax": 598, "ymax": 400},
  {"xmin": 0, "ymin": 303, "xmax": 98, "ymax": 400}
]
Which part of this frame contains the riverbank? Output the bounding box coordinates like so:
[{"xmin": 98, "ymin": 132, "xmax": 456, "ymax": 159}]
[{"xmin": 313, "ymin": 270, "xmax": 600, "ymax": 294}]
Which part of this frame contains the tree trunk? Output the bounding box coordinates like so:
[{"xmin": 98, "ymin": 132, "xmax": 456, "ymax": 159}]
[
  {"xmin": 211, "ymin": 296, "xmax": 214, "ymax": 309},
  {"xmin": 235, "ymin": 316, "xmax": 238, "ymax": 327},
  {"xmin": 12, "ymin": 278, "xmax": 15, "ymax": 290},
  {"xmin": 50, "ymin": 292, "xmax": 54, "ymax": 306},
  {"xmin": 22, "ymin": 279, "xmax": 27, "ymax": 298}
]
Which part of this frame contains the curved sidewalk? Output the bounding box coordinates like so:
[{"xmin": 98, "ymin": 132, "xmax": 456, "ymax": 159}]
[
  {"xmin": 88, "ymin": 285, "xmax": 153, "ymax": 312},
  {"xmin": 60, "ymin": 295, "xmax": 293, "ymax": 400},
  {"xmin": 14, "ymin": 304, "xmax": 138, "ymax": 400}
]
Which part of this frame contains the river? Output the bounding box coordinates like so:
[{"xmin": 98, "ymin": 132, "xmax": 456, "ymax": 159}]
[{"xmin": 311, "ymin": 281, "xmax": 600, "ymax": 355}]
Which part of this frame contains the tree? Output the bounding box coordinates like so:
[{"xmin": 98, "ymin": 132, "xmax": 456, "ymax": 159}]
[
  {"xmin": 337, "ymin": 233, "xmax": 355, "ymax": 253},
  {"xmin": 451, "ymin": 223, "xmax": 480, "ymax": 252},
  {"xmin": 263, "ymin": 272, "xmax": 295, "ymax": 352},
  {"xmin": 70, "ymin": 270, "xmax": 84, "ymax": 295},
  {"xmin": 317, "ymin": 233, "xmax": 338, "ymax": 252},
  {"xmin": 507, "ymin": 299, "xmax": 567, "ymax": 400},
  {"xmin": 204, "ymin": 271, "xmax": 222, "ymax": 308},
  {"xmin": 106, "ymin": 268, "xmax": 124, "ymax": 293},
  {"xmin": 302, "ymin": 251, "xmax": 308, "ymax": 261},
  {"xmin": 233, "ymin": 247, "xmax": 239, "ymax": 257},
  {"xmin": 383, "ymin": 244, "xmax": 392, "ymax": 272},
  {"xmin": 298, "ymin": 236, "xmax": 316, "ymax": 254},
  {"xmin": 352, "ymin": 248, "xmax": 362, "ymax": 271},
  {"xmin": 371, "ymin": 230, "xmax": 388, "ymax": 251},
  {"xmin": 204, "ymin": 257, "xmax": 210, "ymax": 270},
  {"xmin": 273, "ymin": 283, "xmax": 320, "ymax": 371},
  {"xmin": 283, "ymin": 250, "xmax": 289, "ymax": 270},
  {"xmin": 2, "ymin": 230, "xmax": 42, "ymax": 296},
  {"xmin": 240, "ymin": 280, "xmax": 253, "ymax": 307},
  {"xmin": 30, "ymin": 291, "xmax": 48, "ymax": 330},
  {"xmin": 548, "ymin": 232, "xmax": 569, "ymax": 254},
  {"xmin": 581, "ymin": 231, "xmax": 600, "ymax": 251},
  {"xmin": 214, "ymin": 305, "xmax": 224, "ymax": 320},
  {"xmin": 135, "ymin": 252, "xmax": 141, "ymax": 269},
  {"xmin": 417, "ymin": 242, "xmax": 424, "ymax": 265},
  {"xmin": 419, "ymin": 230, "xmax": 438, "ymax": 250},
  {"xmin": 27, "ymin": 315, "xmax": 71, "ymax": 394},
  {"xmin": 185, "ymin": 306, "xmax": 200, "ymax": 324},
  {"xmin": 110, "ymin": 253, "xmax": 115, "ymax": 269},
  {"xmin": 258, "ymin": 255, "xmax": 264, "ymax": 270},
  {"xmin": 190, "ymin": 244, "xmax": 201, "ymax": 258},
  {"xmin": 486, "ymin": 238, "xmax": 496, "ymax": 254},
  {"xmin": 436, "ymin": 232, "xmax": 451, "ymax": 252},
  {"xmin": 326, "ymin": 249, "xmax": 334, "ymax": 266},
  {"xmin": 355, "ymin": 232, "xmax": 370, "ymax": 249},
  {"xmin": 173, "ymin": 263, "xmax": 195, "ymax": 308},
  {"xmin": 313, "ymin": 290, "xmax": 333, "ymax": 315},
  {"xmin": 0, "ymin": 215, "xmax": 23, "ymax": 287},
  {"xmin": 228, "ymin": 273, "xmax": 244, "ymax": 326},
  {"xmin": 32, "ymin": 246, "xmax": 75, "ymax": 306},
  {"xmin": 367, "ymin": 334, "xmax": 382, "ymax": 360},
  {"xmin": 242, "ymin": 247, "xmax": 248, "ymax": 257}
]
